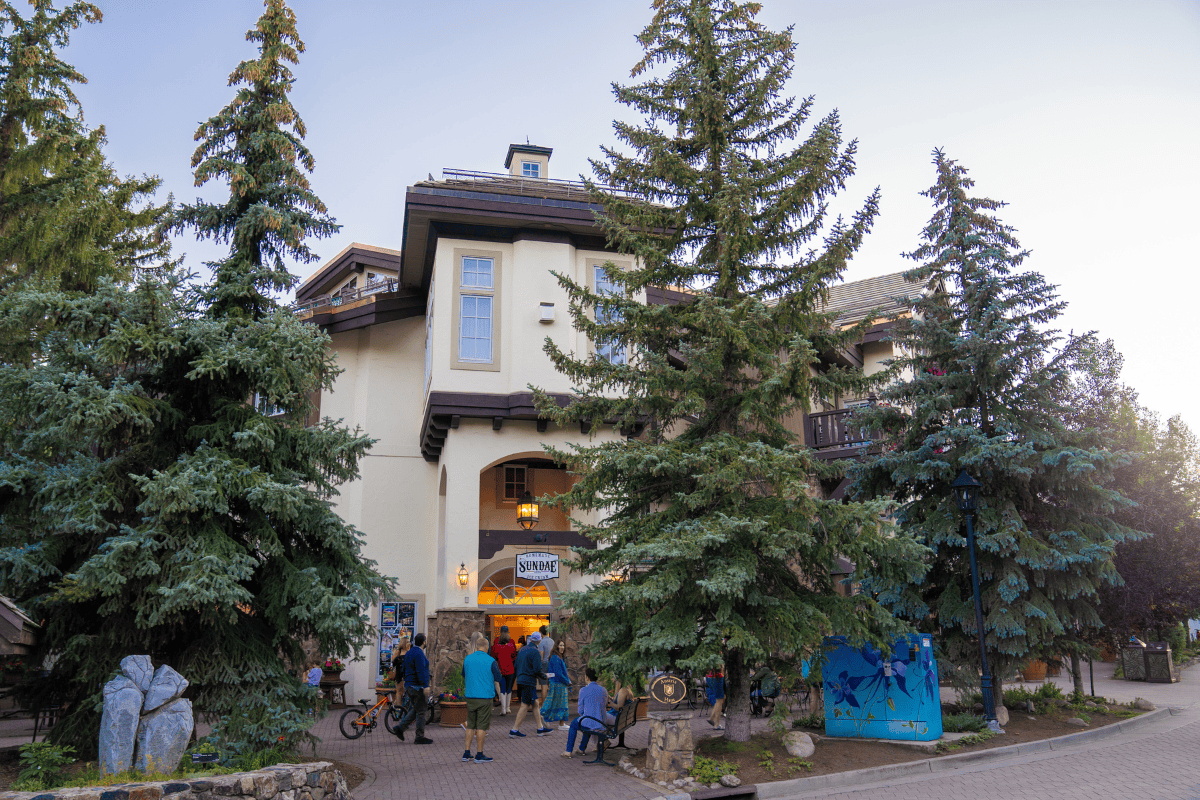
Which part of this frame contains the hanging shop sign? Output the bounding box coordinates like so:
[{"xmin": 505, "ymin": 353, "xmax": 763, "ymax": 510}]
[{"xmin": 516, "ymin": 551, "xmax": 559, "ymax": 581}]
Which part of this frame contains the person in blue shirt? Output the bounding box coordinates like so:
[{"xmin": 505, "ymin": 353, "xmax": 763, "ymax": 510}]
[
  {"xmin": 462, "ymin": 632, "xmax": 503, "ymax": 763},
  {"xmin": 304, "ymin": 660, "xmax": 323, "ymax": 688},
  {"xmin": 393, "ymin": 632, "xmax": 433, "ymax": 744},
  {"xmin": 510, "ymin": 631, "xmax": 551, "ymax": 737},
  {"xmin": 562, "ymin": 666, "xmax": 613, "ymax": 757}
]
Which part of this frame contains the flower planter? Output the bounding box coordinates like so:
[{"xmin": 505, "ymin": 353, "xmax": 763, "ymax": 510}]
[
  {"xmin": 1020, "ymin": 660, "xmax": 1047, "ymax": 682},
  {"xmin": 438, "ymin": 700, "xmax": 468, "ymax": 728},
  {"xmin": 322, "ymin": 670, "xmax": 343, "ymax": 682},
  {"xmin": 635, "ymin": 696, "xmax": 650, "ymax": 721}
]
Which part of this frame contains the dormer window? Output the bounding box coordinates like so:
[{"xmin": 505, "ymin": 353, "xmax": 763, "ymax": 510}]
[{"xmin": 521, "ymin": 161, "xmax": 540, "ymax": 178}]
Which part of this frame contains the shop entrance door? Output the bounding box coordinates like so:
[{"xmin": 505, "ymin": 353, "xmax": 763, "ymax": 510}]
[{"xmin": 487, "ymin": 613, "xmax": 550, "ymax": 648}]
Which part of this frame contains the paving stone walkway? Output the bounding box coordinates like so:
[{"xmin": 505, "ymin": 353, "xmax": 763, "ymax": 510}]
[{"xmin": 307, "ymin": 701, "xmax": 773, "ymax": 800}]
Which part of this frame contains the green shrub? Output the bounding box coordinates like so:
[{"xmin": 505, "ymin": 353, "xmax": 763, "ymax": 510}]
[
  {"xmin": 792, "ymin": 712, "xmax": 824, "ymax": 730},
  {"xmin": 942, "ymin": 712, "xmax": 986, "ymax": 733},
  {"xmin": 1002, "ymin": 686, "xmax": 1034, "ymax": 707},
  {"xmin": 1035, "ymin": 682, "xmax": 1064, "ymax": 701},
  {"xmin": 689, "ymin": 755, "xmax": 737, "ymax": 784},
  {"xmin": 12, "ymin": 742, "xmax": 76, "ymax": 792}
]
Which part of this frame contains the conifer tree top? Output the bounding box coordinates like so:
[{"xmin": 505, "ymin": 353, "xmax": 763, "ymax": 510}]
[{"xmin": 172, "ymin": 0, "xmax": 336, "ymax": 317}]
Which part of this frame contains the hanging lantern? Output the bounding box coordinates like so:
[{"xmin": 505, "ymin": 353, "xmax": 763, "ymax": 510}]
[
  {"xmin": 951, "ymin": 470, "xmax": 981, "ymax": 513},
  {"xmin": 457, "ymin": 562, "xmax": 469, "ymax": 587},
  {"xmin": 517, "ymin": 491, "xmax": 540, "ymax": 530}
]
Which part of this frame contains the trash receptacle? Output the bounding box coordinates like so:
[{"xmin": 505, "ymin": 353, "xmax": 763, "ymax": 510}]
[
  {"xmin": 1144, "ymin": 642, "xmax": 1179, "ymax": 683},
  {"xmin": 1122, "ymin": 642, "xmax": 1147, "ymax": 681}
]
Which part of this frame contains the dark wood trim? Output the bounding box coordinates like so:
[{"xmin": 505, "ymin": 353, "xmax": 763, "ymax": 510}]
[
  {"xmin": 296, "ymin": 245, "xmax": 403, "ymax": 302},
  {"xmin": 478, "ymin": 528, "xmax": 594, "ymax": 560},
  {"xmin": 298, "ymin": 289, "xmax": 425, "ymax": 334},
  {"xmin": 646, "ymin": 286, "xmax": 694, "ymax": 306},
  {"xmin": 420, "ymin": 391, "xmax": 574, "ymax": 461},
  {"xmin": 859, "ymin": 320, "xmax": 898, "ymax": 345}
]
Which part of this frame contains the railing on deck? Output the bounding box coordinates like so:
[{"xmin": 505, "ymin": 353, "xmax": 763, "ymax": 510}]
[
  {"xmin": 292, "ymin": 276, "xmax": 400, "ymax": 316},
  {"xmin": 806, "ymin": 407, "xmax": 872, "ymax": 456},
  {"xmin": 436, "ymin": 168, "xmax": 638, "ymax": 201}
]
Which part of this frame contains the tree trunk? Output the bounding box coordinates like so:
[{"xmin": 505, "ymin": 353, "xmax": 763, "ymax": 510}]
[
  {"xmin": 723, "ymin": 650, "xmax": 752, "ymax": 742},
  {"xmin": 1070, "ymin": 653, "xmax": 1084, "ymax": 696},
  {"xmin": 990, "ymin": 660, "xmax": 1003, "ymax": 714}
]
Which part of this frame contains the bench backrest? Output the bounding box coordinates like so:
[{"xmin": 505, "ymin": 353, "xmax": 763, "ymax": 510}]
[{"xmin": 613, "ymin": 700, "xmax": 638, "ymax": 734}]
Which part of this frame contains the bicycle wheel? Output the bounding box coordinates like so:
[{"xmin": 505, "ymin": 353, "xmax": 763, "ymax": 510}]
[
  {"xmin": 383, "ymin": 705, "xmax": 402, "ymax": 734},
  {"xmin": 339, "ymin": 708, "xmax": 367, "ymax": 739}
]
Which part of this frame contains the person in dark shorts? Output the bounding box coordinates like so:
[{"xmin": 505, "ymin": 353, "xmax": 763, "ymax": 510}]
[
  {"xmin": 462, "ymin": 632, "xmax": 502, "ymax": 763},
  {"xmin": 510, "ymin": 631, "xmax": 551, "ymax": 737}
]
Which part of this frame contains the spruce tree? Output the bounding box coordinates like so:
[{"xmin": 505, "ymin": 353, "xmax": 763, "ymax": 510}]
[
  {"xmin": 849, "ymin": 150, "xmax": 1140, "ymax": 705},
  {"xmin": 0, "ymin": 1, "xmax": 165, "ymax": 294},
  {"xmin": 536, "ymin": 0, "xmax": 927, "ymax": 742},
  {"xmin": 0, "ymin": 0, "xmax": 389, "ymax": 755}
]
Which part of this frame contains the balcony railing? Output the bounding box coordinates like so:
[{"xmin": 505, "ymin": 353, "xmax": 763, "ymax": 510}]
[
  {"xmin": 292, "ymin": 276, "xmax": 401, "ymax": 316},
  {"xmin": 435, "ymin": 168, "xmax": 639, "ymax": 201},
  {"xmin": 806, "ymin": 407, "xmax": 872, "ymax": 458}
]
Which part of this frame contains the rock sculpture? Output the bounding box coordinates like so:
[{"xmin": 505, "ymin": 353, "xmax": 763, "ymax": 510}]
[{"xmin": 100, "ymin": 656, "xmax": 194, "ymax": 777}]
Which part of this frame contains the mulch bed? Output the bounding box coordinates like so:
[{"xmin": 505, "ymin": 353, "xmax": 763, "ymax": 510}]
[{"xmin": 629, "ymin": 702, "xmax": 1143, "ymax": 788}]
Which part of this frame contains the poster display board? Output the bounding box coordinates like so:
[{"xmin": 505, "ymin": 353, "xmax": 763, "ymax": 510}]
[{"xmin": 377, "ymin": 600, "xmax": 418, "ymax": 687}]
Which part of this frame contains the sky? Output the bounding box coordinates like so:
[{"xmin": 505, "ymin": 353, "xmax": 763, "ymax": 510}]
[{"xmin": 62, "ymin": 0, "xmax": 1200, "ymax": 428}]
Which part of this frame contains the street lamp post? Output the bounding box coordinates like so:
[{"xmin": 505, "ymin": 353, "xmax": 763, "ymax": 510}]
[{"xmin": 951, "ymin": 470, "xmax": 1002, "ymax": 732}]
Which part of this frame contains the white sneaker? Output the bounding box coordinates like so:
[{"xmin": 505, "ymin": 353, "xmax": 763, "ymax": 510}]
[{"xmin": 558, "ymin": 723, "xmax": 570, "ymax": 730}]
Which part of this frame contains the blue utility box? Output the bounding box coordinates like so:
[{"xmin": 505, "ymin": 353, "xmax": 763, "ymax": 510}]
[{"xmin": 822, "ymin": 634, "xmax": 942, "ymax": 741}]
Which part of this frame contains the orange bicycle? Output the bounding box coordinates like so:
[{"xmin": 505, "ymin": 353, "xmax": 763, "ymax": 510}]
[{"xmin": 338, "ymin": 695, "xmax": 400, "ymax": 739}]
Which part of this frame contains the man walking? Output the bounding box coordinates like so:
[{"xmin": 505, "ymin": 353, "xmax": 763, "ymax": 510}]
[
  {"xmin": 510, "ymin": 631, "xmax": 552, "ymax": 737},
  {"xmin": 462, "ymin": 632, "xmax": 502, "ymax": 763},
  {"xmin": 394, "ymin": 632, "xmax": 433, "ymax": 744},
  {"xmin": 536, "ymin": 624, "xmax": 555, "ymax": 705}
]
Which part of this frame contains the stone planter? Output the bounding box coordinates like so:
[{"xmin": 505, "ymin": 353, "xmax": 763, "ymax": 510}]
[
  {"xmin": 1020, "ymin": 660, "xmax": 1047, "ymax": 681},
  {"xmin": 438, "ymin": 700, "xmax": 468, "ymax": 728}
]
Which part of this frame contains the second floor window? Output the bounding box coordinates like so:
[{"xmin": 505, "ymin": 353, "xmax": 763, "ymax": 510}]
[
  {"xmin": 458, "ymin": 256, "xmax": 496, "ymax": 364},
  {"xmin": 594, "ymin": 265, "xmax": 625, "ymax": 365}
]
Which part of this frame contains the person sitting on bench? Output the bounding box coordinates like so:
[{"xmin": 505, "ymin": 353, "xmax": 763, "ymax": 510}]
[{"xmin": 561, "ymin": 666, "xmax": 613, "ymax": 758}]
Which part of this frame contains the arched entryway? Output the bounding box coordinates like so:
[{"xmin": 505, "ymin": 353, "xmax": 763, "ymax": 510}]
[{"xmin": 478, "ymin": 564, "xmax": 557, "ymax": 645}]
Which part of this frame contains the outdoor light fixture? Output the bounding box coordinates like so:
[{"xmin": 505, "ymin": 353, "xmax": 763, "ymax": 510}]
[
  {"xmin": 951, "ymin": 469, "xmax": 981, "ymax": 513},
  {"xmin": 457, "ymin": 562, "xmax": 469, "ymax": 588},
  {"xmin": 951, "ymin": 470, "xmax": 1002, "ymax": 732},
  {"xmin": 517, "ymin": 491, "xmax": 540, "ymax": 530}
]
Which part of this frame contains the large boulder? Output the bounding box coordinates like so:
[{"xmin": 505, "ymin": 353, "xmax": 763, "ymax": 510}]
[
  {"xmin": 783, "ymin": 730, "xmax": 815, "ymax": 758},
  {"xmin": 100, "ymin": 675, "xmax": 143, "ymax": 776},
  {"xmin": 144, "ymin": 665, "xmax": 189, "ymax": 713},
  {"xmin": 135, "ymin": 697, "xmax": 194, "ymax": 774},
  {"xmin": 120, "ymin": 655, "xmax": 155, "ymax": 693},
  {"xmin": 994, "ymin": 705, "xmax": 1010, "ymax": 726}
]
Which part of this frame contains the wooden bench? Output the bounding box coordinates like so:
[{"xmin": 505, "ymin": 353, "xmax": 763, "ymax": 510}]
[{"xmin": 578, "ymin": 699, "xmax": 639, "ymax": 766}]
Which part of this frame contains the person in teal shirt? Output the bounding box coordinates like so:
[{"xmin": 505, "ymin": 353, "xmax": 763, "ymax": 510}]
[{"xmin": 462, "ymin": 632, "xmax": 503, "ymax": 763}]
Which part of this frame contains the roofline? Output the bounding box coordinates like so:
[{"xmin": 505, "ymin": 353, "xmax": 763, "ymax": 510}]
[
  {"xmin": 504, "ymin": 143, "xmax": 554, "ymax": 168},
  {"xmin": 296, "ymin": 242, "xmax": 404, "ymax": 301}
]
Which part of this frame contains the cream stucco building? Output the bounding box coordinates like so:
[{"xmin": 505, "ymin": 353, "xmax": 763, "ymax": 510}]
[{"xmin": 293, "ymin": 144, "xmax": 924, "ymax": 699}]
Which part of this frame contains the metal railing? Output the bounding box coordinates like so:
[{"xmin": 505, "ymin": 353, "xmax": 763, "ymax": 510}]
[
  {"xmin": 436, "ymin": 168, "xmax": 637, "ymax": 201},
  {"xmin": 292, "ymin": 277, "xmax": 400, "ymax": 316}
]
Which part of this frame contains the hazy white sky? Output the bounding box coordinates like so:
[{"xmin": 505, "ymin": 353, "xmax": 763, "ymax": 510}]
[{"xmin": 66, "ymin": 0, "xmax": 1199, "ymax": 428}]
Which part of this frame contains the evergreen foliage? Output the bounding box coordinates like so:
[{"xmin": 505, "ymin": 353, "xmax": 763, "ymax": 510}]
[
  {"xmin": 0, "ymin": 0, "xmax": 389, "ymax": 755},
  {"xmin": 0, "ymin": 1, "xmax": 165, "ymax": 294},
  {"xmin": 849, "ymin": 150, "xmax": 1141, "ymax": 702},
  {"xmin": 536, "ymin": 0, "xmax": 927, "ymax": 742},
  {"xmin": 1065, "ymin": 340, "xmax": 1200, "ymax": 643}
]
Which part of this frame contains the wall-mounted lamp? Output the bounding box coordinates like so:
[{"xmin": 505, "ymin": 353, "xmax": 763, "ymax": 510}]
[
  {"xmin": 539, "ymin": 302, "xmax": 555, "ymax": 323},
  {"xmin": 457, "ymin": 562, "xmax": 469, "ymax": 588},
  {"xmin": 517, "ymin": 491, "xmax": 540, "ymax": 530}
]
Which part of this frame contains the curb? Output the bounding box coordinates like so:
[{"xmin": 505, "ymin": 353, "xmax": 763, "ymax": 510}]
[{"xmin": 753, "ymin": 707, "xmax": 1174, "ymax": 799}]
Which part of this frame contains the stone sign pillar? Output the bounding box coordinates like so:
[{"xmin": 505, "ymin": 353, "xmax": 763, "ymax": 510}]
[{"xmin": 646, "ymin": 710, "xmax": 694, "ymax": 783}]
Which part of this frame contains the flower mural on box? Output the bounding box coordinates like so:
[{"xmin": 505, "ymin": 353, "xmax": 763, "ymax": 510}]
[{"xmin": 822, "ymin": 635, "xmax": 943, "ymax": 742}]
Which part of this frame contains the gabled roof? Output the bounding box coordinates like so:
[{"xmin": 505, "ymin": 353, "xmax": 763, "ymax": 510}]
[
  {"xmin": 295, "ymin": 242, "xmax": 403, "ymax": 302},
  {"xmin": 823, "ymin": 270, "xmax": 929, "ymax": 325}
]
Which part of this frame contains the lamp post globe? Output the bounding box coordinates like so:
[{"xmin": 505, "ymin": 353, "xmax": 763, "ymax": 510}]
[{"xmin": 951, "ymin": 469, "xmax": 981, "ymax": 513}]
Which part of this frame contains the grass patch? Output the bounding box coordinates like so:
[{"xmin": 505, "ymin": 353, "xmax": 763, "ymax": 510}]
[
  {"xmin": 942, "ymin": 712, "xmax": 986, "ymax": 733},
  {"xmin": 935, "ymin": 728, "xmax": 999, "ymax": 754}
]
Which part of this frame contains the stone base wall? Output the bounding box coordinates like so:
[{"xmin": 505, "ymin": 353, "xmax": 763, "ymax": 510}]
[
  {"xmin": 0, "ymin": 762, "xmax": 347, "ymax": 800},
  {"xmin": 426, "ymin": 609, "xmax": 488, "ymax": 692},
  {"xmin": 645, "ymin": 711, "xmax": 695, "ymax": 783}
]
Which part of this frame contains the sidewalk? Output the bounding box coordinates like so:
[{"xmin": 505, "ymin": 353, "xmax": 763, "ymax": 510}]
[{"xmin": 938, "ymin": 658, "xmax": 1197, "ymax": 708}]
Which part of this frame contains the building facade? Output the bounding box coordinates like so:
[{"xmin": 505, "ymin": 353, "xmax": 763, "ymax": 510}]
[{"xmin": 294, "ymin": 144, "xmax": 922, "ymax": 698}]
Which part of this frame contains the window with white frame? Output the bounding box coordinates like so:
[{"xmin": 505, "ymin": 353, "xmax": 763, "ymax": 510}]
[
  {"xmin": 593, "ymin": 264, "xmax": 625, "ymax": 365},
  {"xmin": 521, "ymin": 161, "xmax": 540, "ymax": 178},
  {"xmin": 458, "ymin": 256, "xmax": 495, "ymax": 364}
]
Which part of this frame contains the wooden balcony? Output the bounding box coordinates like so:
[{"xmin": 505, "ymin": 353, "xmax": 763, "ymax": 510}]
[{"xmin": 804, "ymin": 408, "xmax": 873, "ymax": 461}]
